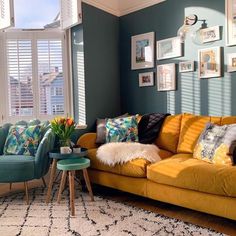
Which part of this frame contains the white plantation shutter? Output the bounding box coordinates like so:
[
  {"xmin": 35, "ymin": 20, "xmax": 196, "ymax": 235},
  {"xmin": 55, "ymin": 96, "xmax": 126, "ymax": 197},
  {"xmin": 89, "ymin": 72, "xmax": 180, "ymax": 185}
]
[
  {"xmin": 0, "ymin": 0, "xmax": 14, "ymax": 30},
  {"xmin": 37, "ymin": 39, "xmax": 65, "ymax": 116},
  {"xmin": 76, "ymin": 50, "xmax": 86, "ymax": 125},
  {"xmin": 61, "ymin": 0, "xmax": 82, "ymax": 30},
  {"xmin": 6, "ymin": 39, "xmax": 34, "ymax": 117}
]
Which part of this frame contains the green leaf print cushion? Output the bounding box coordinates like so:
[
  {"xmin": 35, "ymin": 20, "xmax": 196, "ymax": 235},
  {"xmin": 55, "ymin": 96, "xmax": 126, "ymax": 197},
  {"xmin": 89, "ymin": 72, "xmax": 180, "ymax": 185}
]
[
  {"xmin": 105, "ymin": 116, "xmax": 139, "ymax": 143},
  {"xmin": 4, "ymin": 125, "xmax": 43, "ymax": 156}
]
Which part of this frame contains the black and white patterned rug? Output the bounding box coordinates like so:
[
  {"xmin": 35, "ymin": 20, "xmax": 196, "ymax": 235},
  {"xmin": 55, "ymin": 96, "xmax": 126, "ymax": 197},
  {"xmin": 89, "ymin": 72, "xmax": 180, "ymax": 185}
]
[{"xmin": 0, "ymin": 186, "xmax": 224, "ymax": 236}]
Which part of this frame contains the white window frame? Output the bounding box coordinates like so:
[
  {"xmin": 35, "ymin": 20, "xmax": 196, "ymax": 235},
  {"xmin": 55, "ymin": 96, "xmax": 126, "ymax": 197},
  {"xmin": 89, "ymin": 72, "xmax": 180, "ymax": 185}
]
[{"xmin": 0, "ymin": 29, "xmax": 71, "ymax": 124}]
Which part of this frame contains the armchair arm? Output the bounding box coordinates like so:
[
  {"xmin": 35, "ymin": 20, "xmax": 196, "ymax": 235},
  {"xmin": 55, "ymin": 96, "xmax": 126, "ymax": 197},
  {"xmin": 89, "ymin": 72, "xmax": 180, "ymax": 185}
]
[
  {"xmin": 34, "ymin": 128, "xmax": 55, "ymax": 178},
  {"xmin": 77, "ymin": 133, "xmax": 99, "ymax": 149}
]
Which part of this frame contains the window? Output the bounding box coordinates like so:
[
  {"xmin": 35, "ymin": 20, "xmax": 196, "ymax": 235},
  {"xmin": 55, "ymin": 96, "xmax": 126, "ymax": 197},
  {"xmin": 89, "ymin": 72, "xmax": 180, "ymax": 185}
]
[
  {"xmin": 0, "ymin": 31, "xmax": 69, "ymax": 123},
  {"xmin": 0, "ymin": 0, "xmax": 14, "ymax": 29}
]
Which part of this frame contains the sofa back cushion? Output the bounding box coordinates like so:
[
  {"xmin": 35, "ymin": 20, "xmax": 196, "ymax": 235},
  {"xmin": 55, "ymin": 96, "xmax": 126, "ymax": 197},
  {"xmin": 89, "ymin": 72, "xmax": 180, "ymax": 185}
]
[
  {"xmin": 221, "ymin": 116, "xmax": 236, "ymax": 125},
  {"xmin": 177, "ymin": 114, "xmax": 211, "ymax": 153},
  {"xmin": 155, "ymin": 114, "xmax": 182, "ymax": 153}
]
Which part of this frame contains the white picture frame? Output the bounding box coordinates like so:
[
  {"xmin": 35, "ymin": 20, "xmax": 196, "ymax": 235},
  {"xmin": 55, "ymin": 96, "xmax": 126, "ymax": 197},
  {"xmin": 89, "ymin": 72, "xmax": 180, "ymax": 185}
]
[
  {"xmin": 226, "ymin": 0, "xmax": 236, "ymax": 46},
  {"xmin": 198, "ymin": 47, "xmax": 222, "ymax": 79},
  {"xmin": 227, "ymin": 53, "xmax": 236, "ymax": 72},
  {"xmin": 200, "ymin": 26, "xmax": 220, "ymax": 43},
  {"xmin": 157, "ymin": 63, "xmax": 176, "ymax": 91},
  {"xmin": 156, "ymin": 36, "xmax": 182, "ymax": 60},
  {"xmin": 131, "ymin": 32, "xmax": 155, "ymax": 70},
  {"xmin": 179, "ymin": 61, "xmax": 194, "ymax": 73},
  {"xmin": 139, "ymin": 72, "xmax": 154, "ymax": 87}
]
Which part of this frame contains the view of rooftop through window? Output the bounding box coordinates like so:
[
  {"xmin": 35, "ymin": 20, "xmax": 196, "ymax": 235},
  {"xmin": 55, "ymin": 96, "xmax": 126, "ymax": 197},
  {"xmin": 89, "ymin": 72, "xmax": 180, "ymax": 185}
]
[{"xmin": 14, "ymin": 0, "xmax": 60, "ymax": 28}]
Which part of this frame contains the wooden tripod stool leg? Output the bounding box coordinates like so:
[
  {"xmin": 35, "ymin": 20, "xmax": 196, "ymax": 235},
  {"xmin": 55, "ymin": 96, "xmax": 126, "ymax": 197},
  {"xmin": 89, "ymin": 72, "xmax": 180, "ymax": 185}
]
[
  {"xmin": 24, "ymin": 182, "xmax": 29, "ymax": 205},
  {"xmin": 42, "ymin": 177, "xmax": 46, "ymax": 188},
  {"xmin": 46, "ymin": 159, "xmax": 57, "ymax": 204},
  {"xmin": 83, "ymin": 168, "xmax": 94, "ymax": 201},
  {"xmin": 9, "ymin": 183, "xmax": 12, "ymax": 190},
  {"xmin": 69, "ymin": 171, "xmax": 75, "ymax": 216},
  {"xmin": 57, "ymin": 171, "xmax": 67, "ymax": 203}
]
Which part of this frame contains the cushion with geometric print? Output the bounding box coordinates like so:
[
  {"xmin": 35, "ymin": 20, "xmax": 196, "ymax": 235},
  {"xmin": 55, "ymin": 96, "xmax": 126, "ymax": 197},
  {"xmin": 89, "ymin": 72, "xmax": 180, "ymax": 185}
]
[
  {"xmin": 4, "ymin": 125, "xmax": 43, "ymax": 156},
  {"xmin": 193, "ymin": 123, "xmax": 236, "ymax": 165},
  {"xmin": 105, "ymin": 116, "xmax": 139, "ymax": 143}
]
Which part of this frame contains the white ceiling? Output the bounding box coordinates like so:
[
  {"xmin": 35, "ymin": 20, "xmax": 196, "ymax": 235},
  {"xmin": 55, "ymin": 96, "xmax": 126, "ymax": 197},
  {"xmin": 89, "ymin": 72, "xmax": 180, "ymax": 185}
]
[{"xmin": 82, "ymin": 0, "xmax": 166, "ymax": 16}]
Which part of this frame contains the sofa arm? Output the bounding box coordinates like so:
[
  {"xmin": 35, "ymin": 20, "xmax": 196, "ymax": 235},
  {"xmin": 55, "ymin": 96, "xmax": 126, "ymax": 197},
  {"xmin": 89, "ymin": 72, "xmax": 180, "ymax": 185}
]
[
  {"xmin": 77, "ymin": 133, "xmax": 99, "ymax": 149},
  {"xmin": 34, "ymin": 128, "xmax": 55, "ymax": 178}
]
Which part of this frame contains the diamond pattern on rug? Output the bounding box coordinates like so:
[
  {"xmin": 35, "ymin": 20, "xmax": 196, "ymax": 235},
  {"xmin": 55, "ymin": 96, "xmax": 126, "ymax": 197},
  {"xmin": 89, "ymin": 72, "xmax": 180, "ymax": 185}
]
[{"xmin": 0, "ymin": 186, "xmax": 224, "ymax": 236}]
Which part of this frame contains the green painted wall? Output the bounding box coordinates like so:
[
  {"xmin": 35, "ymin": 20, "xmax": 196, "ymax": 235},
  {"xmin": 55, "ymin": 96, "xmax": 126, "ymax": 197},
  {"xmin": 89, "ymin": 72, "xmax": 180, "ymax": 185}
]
[
  {"xmin": 71, "ymin": 3, "xmax": 120, "ymax": 141},
  {"xmin": 120, "ymin": 0, "xmax": 236, "ymax": 116}
]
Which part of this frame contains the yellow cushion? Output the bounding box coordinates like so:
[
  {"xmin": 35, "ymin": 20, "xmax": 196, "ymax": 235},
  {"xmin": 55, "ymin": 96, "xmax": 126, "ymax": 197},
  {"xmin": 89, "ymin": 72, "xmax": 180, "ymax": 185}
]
[
  {"xmin": 177, "ymin": 114, "xmax": 211, "ymax": 153},
  {"xmin": 155, "ymin": 114, "xmax": 182, "ymax": 153},
  {"xmin": 147, "ymin": 154, "xmax": 236, "ymax": 197},
  {"xmin": 158, "ymin": 149, "xmax": 173, "ymax": 159},
  {"xmin": 221, "ymin": 116, "xmax": 236, "ymax": 125},
  {"xmin": 87, "ymin": 148, "xmax": 150, "ymax": 177}
]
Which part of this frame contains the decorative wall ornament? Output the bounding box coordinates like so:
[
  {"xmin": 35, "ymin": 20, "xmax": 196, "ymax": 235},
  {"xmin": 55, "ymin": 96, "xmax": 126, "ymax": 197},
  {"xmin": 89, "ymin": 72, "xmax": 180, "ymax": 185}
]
[
  {"xmin": 226, "ymin": 0, "xmax": 236, "ymax": 46},
  {"xmin": 179, "ymin": 61, "xmax": 194, "ymax": 73},
  {"xmin": 139, "ymin": 72, "xmax": 154, "ymax": 87},
  {"xmin": 157, "ymin": 63, "xmax": 176, "ymax": 91},
  {"xmin": 131, "ymin": 32, "xmax": 155, "ymax": 70},
  {"xmin": 198, "ymin": 47, "xmax": 222, "ymax": 79},
  {"xmin": 227, "ymin": 53, "xmax": 236, "ymax": 72}
]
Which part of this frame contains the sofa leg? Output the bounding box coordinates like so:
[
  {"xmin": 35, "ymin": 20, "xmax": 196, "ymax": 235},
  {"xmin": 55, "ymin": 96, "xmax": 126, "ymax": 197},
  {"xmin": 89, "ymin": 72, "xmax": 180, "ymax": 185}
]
[
  {"xmin": 42, "ymin": 177, "xmax": 46, "ymax": 188},
  {"xmin": 9, "ymin": 183, "xmax": 12, "ymax": 190},
  {"xmin": 24, "ymin": 182, "xmax": 29, "ymax": 205}
]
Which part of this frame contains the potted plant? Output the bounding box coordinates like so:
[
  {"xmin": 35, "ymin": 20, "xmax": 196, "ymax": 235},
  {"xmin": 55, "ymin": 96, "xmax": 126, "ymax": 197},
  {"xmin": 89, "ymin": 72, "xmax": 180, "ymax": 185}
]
[{"xmin": 51, "ymin": 117, "xmax": 76, "ymax": 152}]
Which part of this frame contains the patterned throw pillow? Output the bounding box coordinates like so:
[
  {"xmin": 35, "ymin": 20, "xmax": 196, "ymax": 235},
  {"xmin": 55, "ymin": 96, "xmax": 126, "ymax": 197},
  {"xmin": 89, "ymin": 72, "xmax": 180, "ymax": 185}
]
[
  {"xmin": 193, "ymin": 123, "xmax": 236, "ymax": 165},
  {"xmin": 105, "ymin": 116, "xmax": 139, "ymax": 143},
  {"xmin": 4, "ymin": 125, "xmax": 43, "ymax": 156}
]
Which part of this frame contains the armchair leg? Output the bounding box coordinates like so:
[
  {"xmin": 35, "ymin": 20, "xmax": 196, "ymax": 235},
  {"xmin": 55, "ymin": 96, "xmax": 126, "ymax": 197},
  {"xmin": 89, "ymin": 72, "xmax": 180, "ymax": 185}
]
[
  {"xmin": 24, "ymin": 182, "xmax": 29, "ymax": 205},
  {"xmin": 42, "ymin": 177, "xmax": 46, "ymax": 188}
]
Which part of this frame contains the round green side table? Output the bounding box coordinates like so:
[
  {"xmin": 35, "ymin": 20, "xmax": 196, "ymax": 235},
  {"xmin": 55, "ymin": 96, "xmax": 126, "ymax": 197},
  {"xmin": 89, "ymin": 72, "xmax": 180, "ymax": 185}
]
[{"xmin": 57, "ymin": 158, "xmax": 94, "ymax": 216}]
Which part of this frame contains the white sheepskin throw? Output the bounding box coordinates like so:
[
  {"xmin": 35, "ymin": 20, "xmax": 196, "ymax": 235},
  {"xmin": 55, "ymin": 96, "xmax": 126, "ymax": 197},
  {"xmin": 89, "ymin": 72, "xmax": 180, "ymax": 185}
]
[{"xmin": 97, "ymin": 142, "xmax": 161, "ymax": 166}]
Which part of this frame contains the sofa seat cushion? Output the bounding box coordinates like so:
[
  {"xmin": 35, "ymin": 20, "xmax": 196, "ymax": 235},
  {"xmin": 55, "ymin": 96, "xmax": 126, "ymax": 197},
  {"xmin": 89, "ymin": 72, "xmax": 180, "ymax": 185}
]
[
  {"xmin": 87, "ymin": 148, "xmax": 173, "ymax": 178},
  {"xmin": 87, "ymin": 148, "xmax": 149, "ymax": 177},
  {"xmin": 147, "ymin": 154, "xmax": 236, "ymax": 197},
  {"xmin": 0, "ymin": 155, "xmax": 35, "ymax": 182}
]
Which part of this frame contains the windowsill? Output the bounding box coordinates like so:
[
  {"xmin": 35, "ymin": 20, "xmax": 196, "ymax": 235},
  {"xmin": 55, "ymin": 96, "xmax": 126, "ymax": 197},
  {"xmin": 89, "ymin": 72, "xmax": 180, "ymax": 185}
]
[{"xmin": 75, "ymin": 124, "xmax": 87, "ymax": 130}]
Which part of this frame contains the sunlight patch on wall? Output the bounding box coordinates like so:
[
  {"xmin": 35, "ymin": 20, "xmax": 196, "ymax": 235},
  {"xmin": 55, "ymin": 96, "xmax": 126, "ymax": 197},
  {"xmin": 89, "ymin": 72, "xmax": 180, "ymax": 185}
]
[
  {"xmin": 208, "ymin": 75, "xmax": 231, "ymax": 116},
  {"xmin": 181, "ymin": 72, "xmax": 200, "ymax": 114},
  {"xmin": 167, "ymin": 91, "xmax": 175, "ymax": 114}
]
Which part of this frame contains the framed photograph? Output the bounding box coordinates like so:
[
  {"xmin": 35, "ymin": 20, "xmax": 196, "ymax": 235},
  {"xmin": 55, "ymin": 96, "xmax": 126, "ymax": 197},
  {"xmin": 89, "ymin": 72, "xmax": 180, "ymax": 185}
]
[
  {"xmin": 179, "ymin": 61, "xmax": 194, "ymax": 73},
  {"xmin": 198, "ymin": 47, "xmax": 222, "ymax": 79},
  {"xmin": 227, "ymin": 53, "xmax": 236, "ymax": 72},
  {"xmin": 156, "ymin": 36, "xmax": 182, "ymax": 60},
  {"xmin": 139, "ymin": 72, "xmax": 154, "ymax": 87},
  {"xmin": 131, "ymin": 32, "xmax": 155, "ymax": 70},
  {"xmin": 226, "ymin": 0, "xmax": 236, "ymax": 46},
  {"xmin": 200, "ymin": 26, "xmax": 220, "ymax": 43},
  {"xmin": 157, "ymin": 63, "xmax": 176, "ymax": 91}
]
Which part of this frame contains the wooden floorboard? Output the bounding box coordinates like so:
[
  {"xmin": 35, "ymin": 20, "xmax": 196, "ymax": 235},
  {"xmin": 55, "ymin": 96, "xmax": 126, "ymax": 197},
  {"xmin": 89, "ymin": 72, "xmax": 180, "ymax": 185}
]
[{"xmin": 0, "ymin": 176, "xmax": 236, "ymax": 235}]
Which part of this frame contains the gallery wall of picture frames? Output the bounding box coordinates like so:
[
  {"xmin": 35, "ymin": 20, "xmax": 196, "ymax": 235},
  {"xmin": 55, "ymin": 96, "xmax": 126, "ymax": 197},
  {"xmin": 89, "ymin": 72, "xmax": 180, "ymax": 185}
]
[{"xmin": 132, "ymin": 0, "xmax": 236, "ymax": 91}]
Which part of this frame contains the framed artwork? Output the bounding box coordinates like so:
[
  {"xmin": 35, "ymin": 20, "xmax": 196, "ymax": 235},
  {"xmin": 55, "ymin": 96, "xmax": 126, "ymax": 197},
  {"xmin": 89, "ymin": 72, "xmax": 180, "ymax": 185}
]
[
  {"xmin": 179, "ymin": 61, "xmax": 194, "ymax": 73},
  {"xmin": 139, "ymin": 72, "xmax": 154, "ymax": 87},
  {"xmin": 200, "ymin": 26, "xmax": 220, "ymax": 43},
  {"xmin": 226, "ymin": 0, "xmax": 236, "ymax": 46},
  {"xmin": 198, "ymin": 47, "xmax": 222, "ymax": 79},
  {"xmin": 131, "ymin": 32, "xmax": 155, "ymax": 70},
  {"xmin": 227, "ymin": 53, "xmax": 236, "ymax": 72},
  {"xmin": 156, "ymin": 36, "xmax": 182, "ymax": 60},
  {"xmin": 157, "ymin": 63, "xmax": 176, "ymax": 91}
]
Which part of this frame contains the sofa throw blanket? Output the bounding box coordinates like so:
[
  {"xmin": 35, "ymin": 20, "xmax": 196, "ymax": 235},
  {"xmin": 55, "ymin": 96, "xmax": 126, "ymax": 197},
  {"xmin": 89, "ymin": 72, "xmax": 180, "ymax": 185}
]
[
  {"xmin": 138, "ymin": 113, "xmax": 170, "ymax": 144},
  {"xmin": 97, "ymin": 142, "xmax": 161, "ymax": 166}
]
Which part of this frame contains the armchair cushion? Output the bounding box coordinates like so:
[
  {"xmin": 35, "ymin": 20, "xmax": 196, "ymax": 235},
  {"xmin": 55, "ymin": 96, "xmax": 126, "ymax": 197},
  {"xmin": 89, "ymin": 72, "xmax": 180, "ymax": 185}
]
[
  {"xmin": 0, "ymin": 155, "xmax": 35, "ymax": 182},
  {"xmin": 4, "ymin": 124, "xmax": 43, "ymax": 156}
]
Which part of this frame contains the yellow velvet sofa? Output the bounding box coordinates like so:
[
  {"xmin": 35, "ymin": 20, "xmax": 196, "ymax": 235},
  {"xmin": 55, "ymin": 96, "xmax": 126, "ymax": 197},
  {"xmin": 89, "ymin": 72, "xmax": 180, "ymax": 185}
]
[{"xmin": 77, "ymin": 113, "xmax": 236, "ymax": 221}]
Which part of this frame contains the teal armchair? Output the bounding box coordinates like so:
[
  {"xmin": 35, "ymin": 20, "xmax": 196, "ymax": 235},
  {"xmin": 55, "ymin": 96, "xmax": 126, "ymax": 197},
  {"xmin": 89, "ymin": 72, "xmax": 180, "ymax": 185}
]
[{"xmin": 0, "ymin": 120, "xmax": 55, "ymax": 203}]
